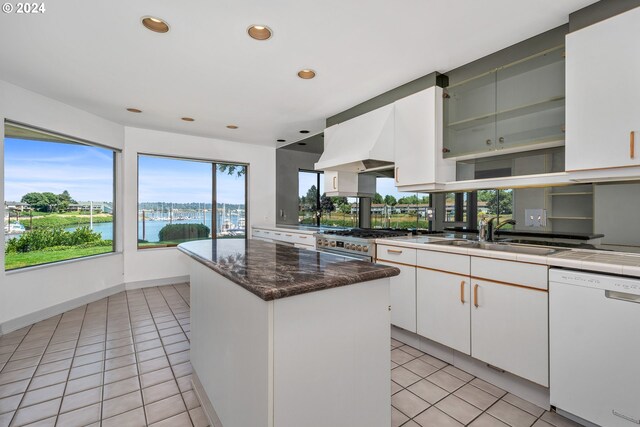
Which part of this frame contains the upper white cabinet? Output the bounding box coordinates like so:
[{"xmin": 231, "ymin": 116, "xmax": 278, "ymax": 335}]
[
  {"xmin": 566, "ymin": 6, "xmax": 640, "ymax": 172},
  {"xmin": 394, "ymin": 87, "xmax": 456, "ymax": 190}
]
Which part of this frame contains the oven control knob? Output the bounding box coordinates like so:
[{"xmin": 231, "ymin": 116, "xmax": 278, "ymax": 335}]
[
  {"xmin": 362, "ymin": 246, "xmax": 369, "ymax": 253},
  {"xmin": 346, "ymin": 243, "xmax": 352, "ymax": 250},
  {"xmin": 356, "ymin": 245, "xmax": 362, "ymax": 251},
  {"xmin": 330, "ymin": 241, "xmax": 336, "ymax": 247},
  {"xmin": 317, "ymin": 239, "xmax": 322, "ymax": 246},
  {"xmin": 323, "ymin": 240, "xmax": 329, "ymax": 246}
]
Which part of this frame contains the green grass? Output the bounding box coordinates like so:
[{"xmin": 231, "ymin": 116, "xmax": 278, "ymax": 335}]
[
  {"xmin": 19, "ymin": 214, "xmax": 113, "ymax": 230},
  {"xmin": 5, "ymin": 246, "xmax": 114, "ymax": 270}
]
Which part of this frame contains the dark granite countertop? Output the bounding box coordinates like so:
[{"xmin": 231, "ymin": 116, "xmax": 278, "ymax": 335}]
[{"xmin": 178, "ymin": 239, "xmax": 400, "ymax": 301}]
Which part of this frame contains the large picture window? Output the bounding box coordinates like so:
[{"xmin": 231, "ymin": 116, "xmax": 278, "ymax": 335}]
[
  {"xmin": 3, "ymin": 122, "xmax": 116, "ymax": 270},
  {"xmin": 137, "ymin": 155, "xmax": 246, "ymax": 248},
  {"xmin": 298, "ymin": 170, "xmax": 358, "ymax": 227}
]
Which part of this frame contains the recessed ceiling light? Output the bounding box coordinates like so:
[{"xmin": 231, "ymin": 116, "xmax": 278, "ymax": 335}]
[
  {"xmin": 298, "ymin": 142, "xmax": 307, "ymax": 146},
  {"xmin": 297, "ymin": 69, "xmax": 316, "ymax": 79},
  {"xmin": 142, "ymin": 16, "xmax": 170, "ymax": 33},
  {"xmin": 227, "ymin": 125, "xmax": 238, "ymax": 129},
  {"xmin": 247, "ymin": 25, "xmax": 272, "ymax": 40},
  {"xmin": 277, "ymin": 139, "xmax": 286, "ymax": 142},
  {"xmin": 127, "ymin": 108, "xmax": 142, "ymax": 113},
  {"xmin": 299, "ymin": 130, "xmax": 310, "ymax": 134},
  {"xmin": 181, "ymin": 117, "xmax": 194, "ymax": 122}
]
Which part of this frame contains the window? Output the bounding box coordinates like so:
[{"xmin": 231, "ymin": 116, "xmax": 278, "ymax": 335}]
[
  {"xmin": 4, "ymin": 122, "xmax": 116, "ymax": 270},
  {"xmin": 137, "ymin": 155, "xmax": 246, "ymax": 248},
  {"xmin": 298, "ymin": 170, "xmax": 359, "ymax": 227},
  {"xmin": 476, "ymin": 189, "xmax": 514, "ymax": 227},
  {"xmin": 299, "ymin": 170, "xmax": 321, "ymax": 226},
  {"xmin": 371, "ymin": 177, "xmax": 431, "ymax": 229},
  {"xmin": 445, "ymin": 192, "xmax": 469, "ymax": 223}
]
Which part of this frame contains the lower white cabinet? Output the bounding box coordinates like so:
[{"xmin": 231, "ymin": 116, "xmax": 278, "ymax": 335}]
[
  {"xmin": 470, "ymin": 279, "xmax": 549, "ymax": 387},
  {"xmin": 417, "ymin": 269, "xmax": 471, "ymax": 355},
  {"xmin": 252, "ymin": 227, "xmax": 315, "ymax": 249},
  {"xmin": 378, "ymin": 261, "xmax": 416, "ymax": 333}
]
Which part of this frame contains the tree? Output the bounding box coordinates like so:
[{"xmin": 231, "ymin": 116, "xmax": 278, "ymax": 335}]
[
  {"xmin": 483, "ymin": 190, "xmax": 513, "ymax": 215},
  {"xmin": 21, "ymin": 192, "xmax": 60, "ymax": 212},
  {"xmin": 383, "ymin": 195, "xmax": 397, "ymax": 206},
  {"xmin": 397, "ymin": 195, "xmax": 420, "ymax": 205},
  {"xmin": 320, "ymin": 194, "xmax": 335, "ymax": 217},
  {"xmin": 372, "ymin": 193, "xmax": 384, "ymax": 204},
  {"xmin": 217, "ymin": 164, "xmax": 246, "ymax": 177}
]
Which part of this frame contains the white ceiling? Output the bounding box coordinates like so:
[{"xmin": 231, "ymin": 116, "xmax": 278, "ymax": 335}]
[{"xmin": 0, "ymin": 0, "xmax": 597, "ymax": 147}]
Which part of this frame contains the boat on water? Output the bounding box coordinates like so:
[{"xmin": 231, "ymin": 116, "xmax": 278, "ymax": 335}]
[{"xmin": 4, "ymin": 221, "xmax": 26, "ymax": 235}]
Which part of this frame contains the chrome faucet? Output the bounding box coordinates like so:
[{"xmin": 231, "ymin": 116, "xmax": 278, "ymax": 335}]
[
  {"xmin": 479, "ymin": 217, "xmax": 516, "ymax": 242},
  {"xmin": 491, "ymin": 218, "xmax": 516, "ymax": 241}
]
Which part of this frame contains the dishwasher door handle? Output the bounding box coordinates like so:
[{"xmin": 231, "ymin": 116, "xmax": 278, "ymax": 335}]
[{"xmin": 605, "ymin": 290, "xmax": 640, "ymax": 304}]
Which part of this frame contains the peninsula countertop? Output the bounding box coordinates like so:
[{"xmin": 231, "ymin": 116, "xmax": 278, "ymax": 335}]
[{"xmin": 178, "ymin": 239, "xmax": 400, "ymax": 301}]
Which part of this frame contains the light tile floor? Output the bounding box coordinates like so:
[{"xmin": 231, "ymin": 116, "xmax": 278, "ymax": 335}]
[
  {"xmin": 390, "ymin": 338, "xmax": 583, "ymax": 427},
  {"xmin": 0, "ymin": 283, "xmax": 582, "ymax": 427},
  {"xmin": 0, "ymin": 284, "xmax": 207, "ymax": 427}
]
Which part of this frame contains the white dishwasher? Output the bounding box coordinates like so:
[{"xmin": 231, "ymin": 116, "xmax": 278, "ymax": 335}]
[{"xmin": 550, "ymin": 269, "xmax": 640, "ymax": 427}]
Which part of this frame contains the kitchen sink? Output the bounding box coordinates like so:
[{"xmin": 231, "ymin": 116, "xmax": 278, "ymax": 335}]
[{"xmin": 430, "ymin": 240, "xmax": 567, "ymax": 256}]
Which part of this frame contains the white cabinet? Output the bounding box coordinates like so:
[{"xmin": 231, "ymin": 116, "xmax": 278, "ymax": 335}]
[
  {"xmin": 394, "ymin": 86, "xmax": 456, "ymax": 190},
  {"xmin": 252, "ymin": 227, "xmax": 315, "ymax": 248},
  {"xmin": 566, "ymin": 6, "xmax": 640, "ymax": 172},
  {"xmin": 470, "ymin": 278, "xmax": 549, "ymax": 386},
  {"xmin": 377, "ymin": 247, "xmax": 417, "ymax": 333},
  {"xmin": 417, "ymin": 268, "xmax": 471, "ymax": 355},
  {"xmin": 385, "ymin": 263, "xmax": 416, "ymax": 333},
  {"xmin": 323, "ymin": 171, "xmax": 358, "ymax": 197}
]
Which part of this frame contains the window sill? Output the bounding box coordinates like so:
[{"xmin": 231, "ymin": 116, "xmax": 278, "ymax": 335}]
[{"xmin": 5, "ymin": 251, "xmax": 122, "ymax": 275}]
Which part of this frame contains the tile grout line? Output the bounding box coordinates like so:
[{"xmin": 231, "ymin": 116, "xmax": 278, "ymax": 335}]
[
  {"xmin": 0, "ymin": 325, "xmax": 34, "ymax": 377},
  {"xmin": 143, "ymin": 286, "xmax": 195, "ymax": 427},
  {"xmin": 97, "ymin": 293, "xmax": 113, "ymax": 426},
  {"xmin": 123, "ymin": 288, "xmax": 150, "ymax": 427},
  {"xmin": 9, "ymin": 310, "xmax": 74, "ymax": 427}
]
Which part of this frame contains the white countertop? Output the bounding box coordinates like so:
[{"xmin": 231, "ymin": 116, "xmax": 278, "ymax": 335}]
[{"xmin": 376, "ymin": 237, "xmax": 640, "ymax": 278}]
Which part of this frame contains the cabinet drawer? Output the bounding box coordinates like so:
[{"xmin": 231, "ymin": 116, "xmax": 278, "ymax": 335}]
[
  {"xmin": 417, "ymin": 250, "xmax": 470, "ymax": 276},
  {"xmin": 376, "ymin": 245, "xmax": 416, "ymax": 265},
  {"xmin": 471, "ymin": 257, "xmax": 548, "ymax": 290},
  {"xmin": 291, "ymin": 233, "xmax": 313, "ymax": 246}
]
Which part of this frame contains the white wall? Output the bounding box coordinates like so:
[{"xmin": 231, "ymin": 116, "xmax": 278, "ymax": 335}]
[
  {"xmin": 0, "ymin": 80, "xmax": 125, "ymax": 326},
  {"xmin": 594, "ymin": 182, "xmax": 640, "ymax": 247},
  {"xmin": 122, "ymin": 127, "xmax": 276, "ymax": 284}
]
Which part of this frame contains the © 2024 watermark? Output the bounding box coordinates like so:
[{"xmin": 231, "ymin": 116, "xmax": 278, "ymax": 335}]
[{"xmin": 2, "ymin": 2, "xmax": 46, "ymax": 13}]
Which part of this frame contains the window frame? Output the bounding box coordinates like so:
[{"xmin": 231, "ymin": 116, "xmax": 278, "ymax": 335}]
[
  {"xmin": 3, "ymin": 120, "xmax": 119, "ymax": 271},
  {"xmin": 137, "ymin": 153, "xmax": 249, "ymax": 249}
]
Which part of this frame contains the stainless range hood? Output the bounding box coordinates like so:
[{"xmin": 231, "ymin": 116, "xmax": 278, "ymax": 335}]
[{"xmin": 314, "ymin": 104, "xmax": 395, "ymax": 173}]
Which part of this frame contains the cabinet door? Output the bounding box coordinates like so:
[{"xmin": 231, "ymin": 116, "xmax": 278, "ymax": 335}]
[
  {"xmin": 378, "ymin": 261, "xmax": 416, "ymax": 333},
  {"xmin": 323, "ymin": 171, "xmax": 359, "ymax": 196},
  {"xmin": 496, "ymin": 47, "xmax": 565, "ymax": 153},
  {"xmin": 394, "ymin": 87, "xmax": 454, "ymax": 187},
  {"xmin": 443, "ymin": 72, "xmax": 497, "ymax": 158},
  {"xmin": 417, "ymin": 269, "xmax": 471, "ymax": 355},
  {"xmin": 471, "ymin": 279, "xmax": 548, "ymax": 386},
  {"xmin": 566, "ymin": 7, "xmax": 640, "ymax": 171}
]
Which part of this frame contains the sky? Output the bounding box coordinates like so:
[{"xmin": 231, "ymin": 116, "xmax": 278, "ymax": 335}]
[
  {"xmin": 138, "ymin": 156, "xmax": 246, "ymax": 205},
  {"xmin": 4, "ymin": 138, "xmax": 246, "ymax": 205},
  {"xmin": 4, "ymin": 138, "xmax": 114, "ymax": 202}
]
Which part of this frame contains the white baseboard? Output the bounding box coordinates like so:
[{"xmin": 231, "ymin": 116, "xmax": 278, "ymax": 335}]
[
  {"xmin": 124, "ymin": 275, "xmax": 190, "ymax": 290},
  {"xmin": 392, "ymin": 326, "xmax": 550, "ymax": 410},
  {"xmin": 1, "ymin": 276, "xmax": 192, "ymax": 336},
  {"xmin": 192, "ymin": 368, "xmax": 223, "ymax": 427},
  {"xmin": 0, "ymin": 283, "xmax": 126, "ymax": 335}
]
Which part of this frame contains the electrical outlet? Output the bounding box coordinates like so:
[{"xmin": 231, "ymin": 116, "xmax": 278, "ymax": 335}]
[{"xmin": 524, "ymin": 209, "xmax": 547, "ymax": 227}]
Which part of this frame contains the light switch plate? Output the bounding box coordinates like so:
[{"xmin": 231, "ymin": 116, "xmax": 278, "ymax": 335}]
[{"xmin": 525, "ymin": 209, "xmax": 547, "ymax": 227}]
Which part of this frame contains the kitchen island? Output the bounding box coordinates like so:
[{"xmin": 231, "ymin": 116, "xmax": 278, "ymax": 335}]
[{"xmin": 178, "ymin": 239, "xmax": 400, "ymax": 427}]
